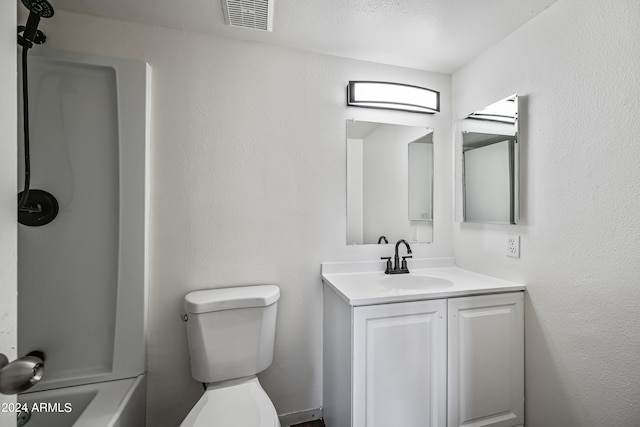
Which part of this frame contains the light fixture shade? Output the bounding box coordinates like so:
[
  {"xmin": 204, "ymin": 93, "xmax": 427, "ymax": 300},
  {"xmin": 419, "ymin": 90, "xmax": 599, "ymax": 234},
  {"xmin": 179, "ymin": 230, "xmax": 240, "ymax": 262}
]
[{"xmin": 347, "ymin": 81, "xmax": 440, "ymax": 114}]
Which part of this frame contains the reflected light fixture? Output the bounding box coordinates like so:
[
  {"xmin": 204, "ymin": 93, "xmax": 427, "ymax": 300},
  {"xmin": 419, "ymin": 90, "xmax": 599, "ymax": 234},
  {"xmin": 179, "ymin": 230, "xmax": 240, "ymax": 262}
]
[
  {"xmin": 468, "ymin": 95, "xmax": 517, "ymax": 123},
  {"xmin": 347, "ymin": 81, "xmax": 440, "ymax": 114}
]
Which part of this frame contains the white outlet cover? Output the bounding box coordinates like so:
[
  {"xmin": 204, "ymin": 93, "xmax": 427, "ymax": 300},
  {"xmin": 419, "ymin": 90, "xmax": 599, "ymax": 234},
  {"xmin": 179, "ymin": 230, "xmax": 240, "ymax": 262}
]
[{"xmin": 507, "ymin": 234, "xmax": 520, "ymax": 258}]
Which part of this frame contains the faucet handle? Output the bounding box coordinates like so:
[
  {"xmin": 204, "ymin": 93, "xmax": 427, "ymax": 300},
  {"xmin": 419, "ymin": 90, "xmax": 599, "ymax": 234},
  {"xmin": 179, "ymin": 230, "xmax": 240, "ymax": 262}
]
[
  {"xmin": 381, "ymin": 257, "xmax": 392, "ymax": 274},
  {"xmin": 401, "ymin": 255, "xmax": 412, "ymax": 271}
]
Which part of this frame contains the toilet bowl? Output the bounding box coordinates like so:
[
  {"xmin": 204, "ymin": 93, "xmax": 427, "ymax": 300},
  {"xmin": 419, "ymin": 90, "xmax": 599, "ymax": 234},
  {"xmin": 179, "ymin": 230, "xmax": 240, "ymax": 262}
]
[
  {"xmin": 181, "ymin": 377, "xmax": 280, "ymax": 427},
  {"xmin": 181, "ymin": 285, "xmax": 281, "ymax": 427}
]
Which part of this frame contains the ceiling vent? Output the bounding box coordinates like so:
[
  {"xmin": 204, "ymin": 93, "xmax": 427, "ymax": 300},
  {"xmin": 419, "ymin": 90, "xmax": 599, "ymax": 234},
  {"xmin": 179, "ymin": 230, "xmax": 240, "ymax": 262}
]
[{"xmin": 222, "ymin": 0, "xmax": 274, "ymax": 32}]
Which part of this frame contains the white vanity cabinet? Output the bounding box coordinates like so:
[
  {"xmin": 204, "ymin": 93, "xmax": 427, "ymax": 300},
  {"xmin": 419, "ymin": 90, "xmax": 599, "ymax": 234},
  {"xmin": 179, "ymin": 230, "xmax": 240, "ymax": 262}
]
[
  {"xmin": 447, "ymin": 293, "xmax": 524, "ymax": 427},
  {"xmin": 323, "ymin": 286, "xmax": 524, "ymax": 427},
  {"xmin": 353, "ymin": 299, "xmax": 447, "ymax": 427}
]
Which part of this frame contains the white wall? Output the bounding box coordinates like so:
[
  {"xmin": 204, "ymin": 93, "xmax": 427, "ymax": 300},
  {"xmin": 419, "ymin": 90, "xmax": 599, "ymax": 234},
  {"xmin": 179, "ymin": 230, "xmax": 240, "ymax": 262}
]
[
  {"xmin": 452, "ymin": 0, "xmax": 640, "ymax": 425},
  {"xmin": 0, "ymin": 1, "xmax": 18, "ymax": 423},
  {"xmin": 37, "ymin": 11, "xmax": 452, "ymax": 426}
]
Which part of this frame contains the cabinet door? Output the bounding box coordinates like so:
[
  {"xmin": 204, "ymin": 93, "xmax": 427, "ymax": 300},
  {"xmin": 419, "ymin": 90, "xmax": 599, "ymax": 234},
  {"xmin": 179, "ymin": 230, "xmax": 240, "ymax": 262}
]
[
  {"xmin": 448, "ymin": 292, "xmax": 524, "ymax": 427},
  {"xmin": 353, "ymin": 299, "xmax": 447, "ymax": 427}
]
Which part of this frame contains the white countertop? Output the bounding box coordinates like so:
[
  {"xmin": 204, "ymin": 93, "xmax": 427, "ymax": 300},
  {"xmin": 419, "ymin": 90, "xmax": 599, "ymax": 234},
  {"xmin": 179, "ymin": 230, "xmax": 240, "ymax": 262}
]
[{"xmin": 321, "ymin": 258, "xmax": 525, "ymax": 306}]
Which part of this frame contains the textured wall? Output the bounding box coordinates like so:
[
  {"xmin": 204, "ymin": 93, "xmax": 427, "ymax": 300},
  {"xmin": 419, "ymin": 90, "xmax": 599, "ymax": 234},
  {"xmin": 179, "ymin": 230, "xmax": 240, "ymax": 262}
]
[
  {"xmin": 37, "ymin": 11, "xmax": 452, "ymax": 426},
  {"xmin": 452, "ymin": 0, "xmax": 640, "ymax": 425},
  {"xmin": 0, "ymin": 1, "xmax": 18, "ymax": 423}
]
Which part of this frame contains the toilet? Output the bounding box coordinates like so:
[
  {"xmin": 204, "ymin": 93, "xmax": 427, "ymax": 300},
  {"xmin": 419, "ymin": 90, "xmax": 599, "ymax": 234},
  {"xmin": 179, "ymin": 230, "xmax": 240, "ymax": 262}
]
[{"xmin": 180, "ymin": 285, "xmax": 282, "ymax": 427}]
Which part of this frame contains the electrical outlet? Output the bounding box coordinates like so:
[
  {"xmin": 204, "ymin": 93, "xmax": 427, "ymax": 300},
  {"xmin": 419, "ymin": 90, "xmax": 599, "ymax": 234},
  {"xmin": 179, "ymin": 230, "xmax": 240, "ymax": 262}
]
[
  {"xmin": 507, "ymin": 234, "xmax": 520, "ymax": 258},
  {"xmin": 411, "ymin": 227, "xmax": 419, "ymax": 242}
]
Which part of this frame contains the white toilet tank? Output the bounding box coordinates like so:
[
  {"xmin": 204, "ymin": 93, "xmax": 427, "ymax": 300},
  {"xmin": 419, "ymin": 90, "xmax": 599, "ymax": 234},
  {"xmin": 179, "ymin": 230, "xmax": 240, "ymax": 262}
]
[{"xmin": 183, "ymin": 285, "xmax": 280, "ymax": 384}]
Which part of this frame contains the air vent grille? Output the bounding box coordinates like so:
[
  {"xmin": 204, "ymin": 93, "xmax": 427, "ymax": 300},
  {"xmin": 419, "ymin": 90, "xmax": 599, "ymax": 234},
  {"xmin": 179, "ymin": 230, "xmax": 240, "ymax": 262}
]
[{"xmin": 222, "ymin": 0, "xmax": 274, "ymax": 32}]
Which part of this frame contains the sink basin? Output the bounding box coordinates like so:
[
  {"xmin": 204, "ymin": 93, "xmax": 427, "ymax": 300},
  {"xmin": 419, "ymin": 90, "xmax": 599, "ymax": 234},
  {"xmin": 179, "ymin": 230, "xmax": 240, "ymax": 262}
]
[{"xmin": 377, "ymin": 274, "xmax": 454, "ymax": 290}]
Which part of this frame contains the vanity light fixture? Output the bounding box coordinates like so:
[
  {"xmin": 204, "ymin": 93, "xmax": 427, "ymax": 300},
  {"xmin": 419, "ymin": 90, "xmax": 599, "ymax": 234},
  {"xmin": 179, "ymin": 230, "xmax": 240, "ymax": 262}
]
[{"xmin": 347, "ymin": 81, "xmax": 440, "ymax": 114}]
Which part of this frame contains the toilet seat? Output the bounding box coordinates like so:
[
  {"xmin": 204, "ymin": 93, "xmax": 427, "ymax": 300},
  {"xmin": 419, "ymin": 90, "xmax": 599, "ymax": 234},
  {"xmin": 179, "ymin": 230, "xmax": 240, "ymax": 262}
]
[{"xmin": 180, "ymin": 377, "xmax": 280, "ymax": 427}]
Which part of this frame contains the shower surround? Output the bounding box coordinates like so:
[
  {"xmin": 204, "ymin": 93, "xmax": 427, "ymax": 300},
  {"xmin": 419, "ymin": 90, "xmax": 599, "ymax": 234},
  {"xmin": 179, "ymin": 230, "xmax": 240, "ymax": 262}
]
[{"xmin": 17, "ymin": 48, "xmax": 150, "ymax": 426}]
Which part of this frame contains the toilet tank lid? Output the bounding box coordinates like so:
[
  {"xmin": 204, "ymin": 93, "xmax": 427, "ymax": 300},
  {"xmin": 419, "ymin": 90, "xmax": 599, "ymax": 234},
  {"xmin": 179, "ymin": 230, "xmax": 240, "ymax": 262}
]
[{"xmin": 184, "ymin": 285, "xmax": 280, "ymax": 314}]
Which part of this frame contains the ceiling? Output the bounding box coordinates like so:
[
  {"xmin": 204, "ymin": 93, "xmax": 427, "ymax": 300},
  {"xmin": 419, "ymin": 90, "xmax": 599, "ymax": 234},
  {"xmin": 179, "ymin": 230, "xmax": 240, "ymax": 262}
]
[{"xmin": 42, "ymin": 0, "xmax": 559, "ymax": 73}]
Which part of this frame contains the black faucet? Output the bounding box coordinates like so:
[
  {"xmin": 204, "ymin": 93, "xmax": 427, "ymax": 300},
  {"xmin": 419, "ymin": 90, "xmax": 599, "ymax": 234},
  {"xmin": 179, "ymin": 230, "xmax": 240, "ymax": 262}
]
[
  {"xmin": 377, "ymin": 235, "xmax": 388, "ymax": 244},
  {"xmin": 381, "ymin": 239, "xmax": 412, "ymax": 274}
]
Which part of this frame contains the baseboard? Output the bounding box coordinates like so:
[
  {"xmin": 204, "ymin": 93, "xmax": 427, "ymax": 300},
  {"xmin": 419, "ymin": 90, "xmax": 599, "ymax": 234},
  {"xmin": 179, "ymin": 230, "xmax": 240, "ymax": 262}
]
[{"xmin": 279, "ymin": 407, "xmax": 323, "ymax": 426}]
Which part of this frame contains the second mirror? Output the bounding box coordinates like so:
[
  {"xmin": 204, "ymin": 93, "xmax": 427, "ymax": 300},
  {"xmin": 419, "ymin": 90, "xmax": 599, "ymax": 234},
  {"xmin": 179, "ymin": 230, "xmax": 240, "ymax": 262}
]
[{"xmin": 456, "ymin": 94, "xmax": 519, "ymax": 224}]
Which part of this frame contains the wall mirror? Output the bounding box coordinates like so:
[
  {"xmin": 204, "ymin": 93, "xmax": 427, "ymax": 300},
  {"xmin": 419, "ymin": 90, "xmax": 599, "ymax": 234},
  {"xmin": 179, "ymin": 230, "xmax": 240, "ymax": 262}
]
[
  {"xmin": 455, "ymin": 94, "xmax": 519, "ymax": 224},
  {"xmin": 346, "ymin": 120, "xmax": 433, "ymax": 245}
]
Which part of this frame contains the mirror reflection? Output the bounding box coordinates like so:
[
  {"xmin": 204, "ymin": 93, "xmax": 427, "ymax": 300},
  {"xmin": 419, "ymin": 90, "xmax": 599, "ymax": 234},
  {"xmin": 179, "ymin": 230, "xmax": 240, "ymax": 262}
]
[
  {"xmin": 347, "ymin": 120, "xmax": 433, "ymax": 245},
  {"xmin": 456, "ymin": 94, "xmax": 519, "ymax": 224}
]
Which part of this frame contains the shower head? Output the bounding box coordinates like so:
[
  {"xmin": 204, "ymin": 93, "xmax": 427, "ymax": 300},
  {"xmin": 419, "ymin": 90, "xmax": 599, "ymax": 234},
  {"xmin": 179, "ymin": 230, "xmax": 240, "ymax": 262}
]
[
  {"xmin": 19, "ymin": 0, "xmax": 54, "ymax": 48},
  {"xmin": 21, "ymin": 0, "xmax": 55, "ymax": 18}
]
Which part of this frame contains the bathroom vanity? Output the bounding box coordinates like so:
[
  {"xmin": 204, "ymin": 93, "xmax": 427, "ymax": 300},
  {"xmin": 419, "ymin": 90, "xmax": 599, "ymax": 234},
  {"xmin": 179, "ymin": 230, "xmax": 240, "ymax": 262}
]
[{"xmin": 322, "ymin": 259, "xmax": 525, "ymax": 427}]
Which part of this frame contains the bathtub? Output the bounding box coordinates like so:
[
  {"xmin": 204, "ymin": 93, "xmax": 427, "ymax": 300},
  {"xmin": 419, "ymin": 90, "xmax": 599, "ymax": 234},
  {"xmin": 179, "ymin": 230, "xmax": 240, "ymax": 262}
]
[{"xmin": 17, "ymin": 375, "xmax": 145, "ymax": 427}]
